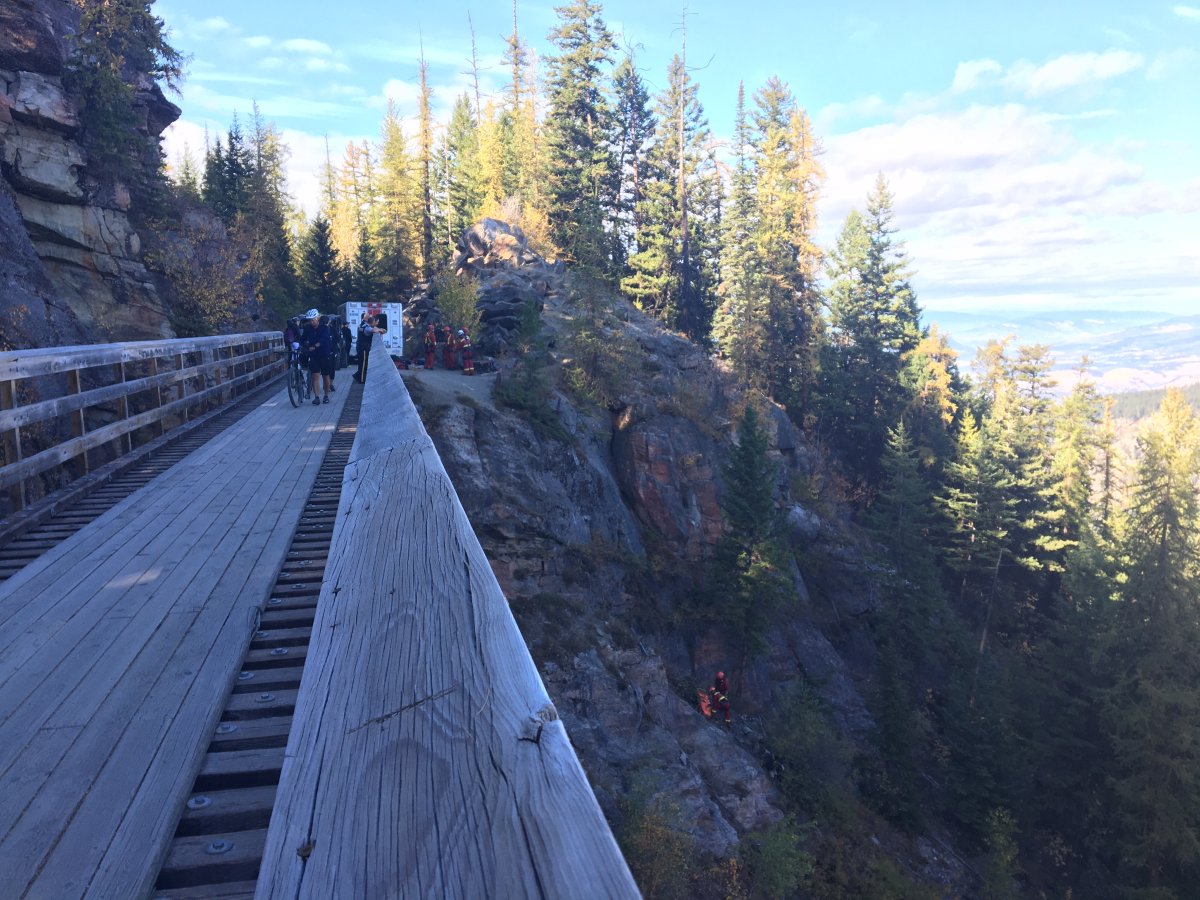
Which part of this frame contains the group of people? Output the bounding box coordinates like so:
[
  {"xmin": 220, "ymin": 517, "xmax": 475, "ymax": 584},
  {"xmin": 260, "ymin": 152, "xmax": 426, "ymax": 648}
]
[
  {"xmin": 284, "ymin": 309, "xmax": 387, "ymax": 406},
  {"xmin": 422, "ymin": 323, "xmax": 474, "ymax": 376}
]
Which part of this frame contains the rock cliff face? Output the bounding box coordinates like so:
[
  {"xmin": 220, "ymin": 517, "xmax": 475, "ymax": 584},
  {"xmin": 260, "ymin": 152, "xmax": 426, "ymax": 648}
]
[
  {"xmin": 0, "ymin": 0, "xmax": 179, "ymax": 348},
  {"xmin": 403, "ymin": 224, "xmax": 892, "ymax": 862}
]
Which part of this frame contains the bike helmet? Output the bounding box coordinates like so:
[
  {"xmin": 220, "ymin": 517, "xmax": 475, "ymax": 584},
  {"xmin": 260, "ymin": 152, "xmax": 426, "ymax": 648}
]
[{"xmin": 305, "ymin": 308, "xmax": 319, "ymax": 319}]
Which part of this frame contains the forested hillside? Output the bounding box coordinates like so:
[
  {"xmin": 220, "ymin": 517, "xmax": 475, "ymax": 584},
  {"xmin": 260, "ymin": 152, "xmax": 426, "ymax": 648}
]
[{"xmin": 34, "ymin": 1, "xmax": 1200, "ymax": 896}]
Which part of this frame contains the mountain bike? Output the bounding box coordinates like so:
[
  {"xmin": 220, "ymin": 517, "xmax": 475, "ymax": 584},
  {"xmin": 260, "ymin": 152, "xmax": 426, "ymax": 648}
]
[{"xmin": 286, "ymin": 346, "xmax": 311, "ymax": 407}]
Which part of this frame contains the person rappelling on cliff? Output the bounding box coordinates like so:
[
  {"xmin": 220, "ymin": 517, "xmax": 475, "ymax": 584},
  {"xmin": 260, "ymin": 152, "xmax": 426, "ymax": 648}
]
[
  {"xmin": 424, "ymin": 323, "xmax": 437, "ymax": 369},
  {"xmin": 709, "ymin": 671, "xmax": 732, "ymax": 727}
]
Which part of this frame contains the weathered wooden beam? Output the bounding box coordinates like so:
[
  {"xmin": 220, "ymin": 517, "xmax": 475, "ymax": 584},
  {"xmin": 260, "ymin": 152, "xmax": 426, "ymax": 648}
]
[
  {"xmin": 256, "ymin": 363, "xmax": 640, "ymax": 899},
  {"xmin": 0, "ymin": 364, "xmax": 278, "ymax": 492},
  {"xmin": 0, "ymin": 333, "xmax": 281, "ymax": 382}
]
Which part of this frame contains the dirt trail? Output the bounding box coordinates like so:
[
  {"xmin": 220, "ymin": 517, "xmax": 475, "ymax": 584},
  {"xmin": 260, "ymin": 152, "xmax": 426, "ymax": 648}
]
[{"xmin": 399, "ymin": 365, "xmax": 498, "ymax": 411}]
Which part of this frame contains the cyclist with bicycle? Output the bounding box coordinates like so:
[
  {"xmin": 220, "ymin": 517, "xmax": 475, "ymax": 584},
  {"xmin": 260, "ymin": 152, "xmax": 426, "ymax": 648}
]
[{"xmin": 300, "ymin": 309, "xmax": 333, "ymax": 405}]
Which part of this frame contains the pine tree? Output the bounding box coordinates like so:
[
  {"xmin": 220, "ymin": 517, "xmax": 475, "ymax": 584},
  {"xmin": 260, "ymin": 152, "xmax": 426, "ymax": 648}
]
[
  {"xmin": 713, "ymin": 83, "xmax": 764, "ymax": 387},
  {"xmin": 622, "ymin": 53, "xmax": 721, "ymax": 342},
  {"xmin": 438, "ymin": 94, "xmax": 483, "ymax": 251},
  {"xmin": 298, "ymin": 215, "xmax": 345, "ymax": 311},
  {"xmin": 1100, "ymin": 390, "xmax": 1200, "ymax": 892},
  {"xmin": 746, "ymin": 77, "xmax": 824, "ymax": 419},
  {"xmin": 543, "ymin": 0, "xmax": 616, "ymax": 270},
  {"xmin": 608, "ymin": 52, "xmax": 655, "ymax": 275},
  {"xmin": 820, "ymin": 175, "xmax": 922, "ymax": 489},
  {"xmin": 707, "ymin": 405, "xmax": 792, "ymax": 658},
  {"xmin": 241, "ymin": 106, "xmax": 297, "ymax": 319},
  {"xmin": 373, "ymin": 100, "xmax": 419, "ymax": 297},
  {"xmin": 417, "ymin": 53, "xmax": 436, "ymax": 279},
  {"xmin": 63, "ymin": 0, "xmax": 182, "ymax": 186}
]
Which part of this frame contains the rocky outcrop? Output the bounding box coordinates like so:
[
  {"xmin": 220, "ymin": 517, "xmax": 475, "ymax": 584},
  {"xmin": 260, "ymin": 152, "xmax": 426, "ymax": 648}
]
[
  {"xmin": 0, "ymin": 0, "xmax": 179, "ymax": 348},
  {"xmin": 408, "ymin": 219, "xmax": 565, "ymax": 358},
  {"xmin": 545, "ymin": 645, "xmax": 783, "ymax": 856}
]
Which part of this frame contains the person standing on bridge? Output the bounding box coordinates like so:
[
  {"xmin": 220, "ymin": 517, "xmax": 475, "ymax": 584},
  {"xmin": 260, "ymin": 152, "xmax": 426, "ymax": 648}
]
[
  {"xmin": 301, "ymin": 309, "xmax": 333, "ymax": 404},
  {"xmin": 354, "ymin": 313, "xmax": 385, "ymax": 384}
]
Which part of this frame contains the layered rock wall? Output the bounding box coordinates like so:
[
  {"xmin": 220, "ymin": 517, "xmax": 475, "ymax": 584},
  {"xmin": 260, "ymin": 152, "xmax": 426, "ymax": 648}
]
[{"xmin": 0, "ymin": 0, "xmax": 178, "ymax": 348}]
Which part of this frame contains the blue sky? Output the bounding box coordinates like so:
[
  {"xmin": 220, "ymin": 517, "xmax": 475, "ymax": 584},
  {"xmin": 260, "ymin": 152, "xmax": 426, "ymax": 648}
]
[{"xmin": 158, "ymin": 1, "xmax": 1200, "ymax": 317}]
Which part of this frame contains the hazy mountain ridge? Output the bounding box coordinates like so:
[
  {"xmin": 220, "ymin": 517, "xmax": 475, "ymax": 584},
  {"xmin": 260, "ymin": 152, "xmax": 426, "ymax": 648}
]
[{"xmin": 924, "ymin": 308, "xmax": 1200, "ymax": 393}]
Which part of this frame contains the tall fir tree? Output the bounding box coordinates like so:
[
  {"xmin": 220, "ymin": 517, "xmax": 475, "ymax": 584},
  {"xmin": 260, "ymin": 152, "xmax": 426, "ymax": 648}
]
[
  {"xmin": 372, "ymin": 100, "xmax": 419, "ymax": 297},
  {"xmin": 820, "ymin": 174, "xmax": 922, "ymax": 490},
  {"xmin": 608, "ymin": 52, "xmax": 655, "ymax": 276},
  {"xmin": 298, "ymin": 215, "xmax": 345, "ymax": 311},
  {"xmin": 1099, "ymin": 390, "xmax": 1200, "ymax": 893},
  {"xmin": 713, "ymin": 83, "xmax": 765, "ymax": 388},
  {"xmin": 738, "ymin": 77, "xmax": 824, "ymax": 420},
  {"xmin": 543, "ymin": 0, "xmax": 616, "ymax": 270},
  {"xmin": 622, "ymin": 53, "xmax": 720, "ymax": 341}
]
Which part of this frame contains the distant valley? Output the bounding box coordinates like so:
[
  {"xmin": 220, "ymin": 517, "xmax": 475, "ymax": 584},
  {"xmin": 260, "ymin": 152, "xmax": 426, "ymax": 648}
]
[{"xmin": 923, "ymin": 308, "xmax": 1200, "ymax": 394}]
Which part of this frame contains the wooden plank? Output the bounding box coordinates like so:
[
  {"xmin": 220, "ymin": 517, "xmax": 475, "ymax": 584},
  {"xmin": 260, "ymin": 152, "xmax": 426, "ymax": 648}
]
[
  {"xmin": 0, "ymin": 347, "xmax": 280, "ymax": 433},
  {"xmin": 156, "ymin": 829, "xmax": 267, "ymax": 892},
  {"xmin": 0, "ymin": 388, "xmax": 346, "ymax": 898},
  {"xmin": 78, "ymin": 392, "xmax": 343, "ymax": 900},
  {"xmin": 0, "ymin": 363, "xmax": 283, "ymax": 492},
  {"xmin": 0, "ymin": 334, "xmax": 282, "ymax": 381},
  {"xmin": 256, "ymin": 363, "xmax": 638, "ymax": 899}
]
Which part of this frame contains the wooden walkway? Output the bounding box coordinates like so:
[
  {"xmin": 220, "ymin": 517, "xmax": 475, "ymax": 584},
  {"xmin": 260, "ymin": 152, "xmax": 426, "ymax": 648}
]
[{"xmin": 0, "ymin": 382, "xmax": 350, "ymax": 900}]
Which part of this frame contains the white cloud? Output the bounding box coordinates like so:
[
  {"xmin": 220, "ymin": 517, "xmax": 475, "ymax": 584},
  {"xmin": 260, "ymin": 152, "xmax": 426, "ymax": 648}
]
[
  {"xmin": 282, "ymin": 38, "xmax": 333, "ymax": 56},
  {"xmin": 952, "ymin": 58, "xmax": 1001, "ymax": 92},
  {"xmin": 1147, "ymin": 48, "xmax": 1198, "ymax": 80},
  {"xmin": 818, "ymin": 102, "xmax": 1198, "ymax": 315},
  {"xmin": 1174, "ymin": 5, "xmax": 1200, "ymax": 20},
  {"xmin": 305, "ymin": 58, "xmax": 352, "ymax": 74},
  {"xmin": 244, "ymin": 36, "xmax": 272, "ymax": 49},
  {"xmin": 1003, "ymin": 50, "xmax": 1144, "ymax": 96}
]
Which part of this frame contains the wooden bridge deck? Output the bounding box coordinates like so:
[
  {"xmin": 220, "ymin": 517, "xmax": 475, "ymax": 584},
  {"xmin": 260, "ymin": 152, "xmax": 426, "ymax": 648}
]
[{"xmin": 0, "ymin": 383, "xmax": 351, "ymax": 899}]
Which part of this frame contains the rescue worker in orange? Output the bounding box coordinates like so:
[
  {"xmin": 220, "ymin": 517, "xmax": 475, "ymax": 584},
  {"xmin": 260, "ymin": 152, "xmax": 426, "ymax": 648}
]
[
  {"xmin": 457, "ymin": 328, "xmax": 475, "ymax": 375},
  {"xmin": 709, "ymin": 671, "xmax": 731, "ymax": 727},
  {"xmin": 423, "ymin": 323, "xmax": 437, "ymax": 369},
  {"xmin": 441, "ymin": 323, "xmax": 455, "ymax": 369}
]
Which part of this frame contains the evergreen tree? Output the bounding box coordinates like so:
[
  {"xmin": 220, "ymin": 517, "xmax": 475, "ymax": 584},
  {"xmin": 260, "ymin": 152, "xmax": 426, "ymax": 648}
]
[
  {"xmin": 707, "ymin": 405, "xmax": 792, "ymax": 658},
  {"xmin": 417, "ymin": 54, "xmax": 436, "ymax": 278},
  {"xmin": 622, "ymin": 53, "xmax": 721, "ymax": 342},
  {"xmin": 298, "ymin": 215, "xmax": 345, "ymax": 311},
  {"xmin": 608, "ymin": 52, "xmax": 655, "ymax": 275},
  {"xmin": 438, "ymin": 94, "xmax": 482, "ymax": 250},
  {"xmin": 373, "ymin": 100, "xmax": 419, "ymax": 297},
  {"xmin": 241, "ymin": 106, "xmax": 297, "ymax": 318},
  {"xmin": 820, "ymin": 175, "xmax": 922, "ymax": 489},
  {"xmin": 746, "ymin": 78, "xmax": 824, "ymax": 420},
  {"xmin": 543, "ymin": 0, "xmax": 616, "ymax": 270},
  {"xmin": 1100, "ymin": 391, "xmax": 1200, "ymax": 893},
  {"xmin": 63, "ymin": 0, "xmax": 182, "ymax": 186},
  {"xmin": 713, "ymin": 83, "xmax": 764, "ymax": 388}
]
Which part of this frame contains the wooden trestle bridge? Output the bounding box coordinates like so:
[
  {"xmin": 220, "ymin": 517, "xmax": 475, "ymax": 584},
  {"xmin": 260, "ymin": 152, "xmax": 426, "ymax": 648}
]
[{"xmin": 0, "ymin": 334, "xmax": 638, "ymax": 899}]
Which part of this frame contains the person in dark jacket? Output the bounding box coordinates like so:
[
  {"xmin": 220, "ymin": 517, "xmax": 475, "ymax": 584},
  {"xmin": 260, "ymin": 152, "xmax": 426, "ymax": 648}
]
[
  {"xmin": 355, "ymin": 313, "xmax": 384, "ymax": 384},
  {"xmin": 341, "ymin": 321, "xmax": 353, "ymax": 366},
  {"xmin": 300, "ymin": 309, "xmax": 333, "ymax": 404}
]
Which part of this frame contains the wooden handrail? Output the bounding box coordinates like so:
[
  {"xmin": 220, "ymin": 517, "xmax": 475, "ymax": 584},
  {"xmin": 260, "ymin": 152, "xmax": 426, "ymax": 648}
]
[
  {"xmin": 0, "ymin": 334, "xmax": 284, "ymax": 514},
  {"xmin": 256, "ymin": 361, "xmax": 640, "ymax": 899}
]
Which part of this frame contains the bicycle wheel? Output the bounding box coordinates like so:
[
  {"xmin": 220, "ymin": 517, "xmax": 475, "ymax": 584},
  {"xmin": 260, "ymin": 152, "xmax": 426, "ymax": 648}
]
[{"xmin": 287, "ymin": 366, "xmax": 302, "ymax": 407}]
